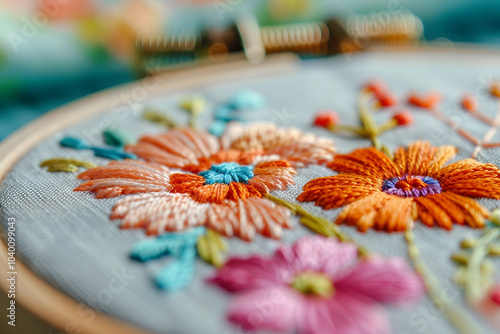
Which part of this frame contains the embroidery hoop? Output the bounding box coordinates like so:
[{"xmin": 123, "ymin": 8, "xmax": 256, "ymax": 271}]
[
  {"xmin": 0, "ymin": 54, "xmax": 297, "ymax": 333},
  {"xmin": 1, "ymin": 45, "xmax": 500, "ymax": 333}
]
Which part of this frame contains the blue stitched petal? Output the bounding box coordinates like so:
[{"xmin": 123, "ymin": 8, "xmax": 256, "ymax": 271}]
[
  {"xmin": 200, "ymin": 162, "xmax": 255, "ymax": 185},
  {"xmin": 60, "ymin": 137, "xmax": 89, "ymax": 150},
  {"xmin": 228, "ymin": 172, "xmax": 237, "ymax": 183},
  {"xmin": 228, "ymin": 90, "xmax": 266, "ymax": 110},
  {"xmin": 90, "ymin": 147, "xmax": 136, "ymax": 160},
  {"xmin": 154, "ymin": 246, "xmax": 196, "ymax": 291},
  {"xmin": 132, "ymin": 228, "xmax": 205, "ymax": 264},
  {"xmin": 130, "ymin": 238, "xmax": 183, "ymax": 262},
  {"xmin": 214, "ymin": 105, "xmax": 244, "ymax": 122},
  {"xmin": 214, "ymin": 174, "xmax": 224, "ymax": 184},
  {"xmin": 209, "ymin": 120, "xmax": 227, "ymax": 137}
]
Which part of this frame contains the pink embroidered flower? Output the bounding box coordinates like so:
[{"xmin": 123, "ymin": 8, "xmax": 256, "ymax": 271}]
[
  {"xmin": 210, "ymin": 236, "xmax": 424, "ymax": 333},
  {"xmin": 74, "ymin": 123, "xmax": 335, "ymax": 241}
]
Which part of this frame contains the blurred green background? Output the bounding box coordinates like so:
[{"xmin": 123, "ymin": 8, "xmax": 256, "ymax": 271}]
[{"xmin": 1, "ymin": 0, "xmax": 500, "ymax": 140}]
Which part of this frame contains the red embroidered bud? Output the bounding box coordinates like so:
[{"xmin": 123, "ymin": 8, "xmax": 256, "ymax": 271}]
[
  {"xmin": 407, "ymin": 92, "xmax": 442, "ymax": 110},
  {"xmin": 461, "ymin": 94, "xmax": 478, "ymax": 113},
  {"xmin": 377, "ymin": 92, "xmax": 398, "ymax": 107},
  {"xmin": 314, "ymin": 111, "xmax": 339, "ymax": 128},
  {"xmin": 490, "ymin": 81, "xmax": 500, "ymax": 98},
  {"xmin": 363, "ymin": 79, "xmax": 386, "ymax": 96},
  {"xmin": 392, "ymin": 110, "xmax": 413, "ymax": 126},
  {"xmin": 491, "ymin": 286, "xmax": 500, "ymax": 306}
]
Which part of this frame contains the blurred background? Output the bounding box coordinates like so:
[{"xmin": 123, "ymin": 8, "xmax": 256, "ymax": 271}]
[{"xmin": 1, "ymin": 0, "xmax": 500, "ymax": 141}]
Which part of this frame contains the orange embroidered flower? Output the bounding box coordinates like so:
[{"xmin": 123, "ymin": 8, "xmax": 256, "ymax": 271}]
[
  {"xmin": 75, "ymin": 123, "xmax": 336, "ymax": 241},
  {"xmin": 298, "ymin": 141, "xmax": 500, "ymax": 232}
]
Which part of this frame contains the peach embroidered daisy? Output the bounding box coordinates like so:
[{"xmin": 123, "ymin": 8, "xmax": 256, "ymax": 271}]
[
  {"xmin": 298, "ymin": 141, "xmax": 500, "ymax": 232},
  {"xmin": 75, "ymin": 123, "xmax": 336, "ymax": 241}
]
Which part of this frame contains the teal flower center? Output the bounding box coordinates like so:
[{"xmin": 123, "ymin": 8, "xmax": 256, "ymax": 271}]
[{"xmin": 199, "ymin": 162, "xmax": 254, "ymax": 184}]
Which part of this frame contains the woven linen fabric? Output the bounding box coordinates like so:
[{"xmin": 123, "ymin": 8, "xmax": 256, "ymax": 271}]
[{"xmin": 1, "ymin": 52, "xmax": 500, "ymax": 334}]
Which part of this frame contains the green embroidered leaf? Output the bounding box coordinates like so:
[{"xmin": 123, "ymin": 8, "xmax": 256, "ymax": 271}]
[
  {"xmin": 197, "ymin": 229, "xmax": 228, "ymax": 267},
  {"xmin": 143, "ymin": 109, "xmax": 178, "ymax": 128},
  {"xmin": 40, "ymin": 158, "xmax": 96, "ymax": 173},
  {"xmin": 103, "ymin": 128, "xmax": 135, "ymax": 147}
]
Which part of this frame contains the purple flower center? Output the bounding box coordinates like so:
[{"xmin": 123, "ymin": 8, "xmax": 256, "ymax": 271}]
[{"xmin": 382, "ymin": 175, "xmax": 441, "ymax": 197}]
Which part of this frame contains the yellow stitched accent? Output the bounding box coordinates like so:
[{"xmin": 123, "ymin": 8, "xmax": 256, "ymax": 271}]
[
  {"xmin": 40, "ymin": 158, "xmax": 96, "ymax": 172},
  {"xmin": 143, "ymin": 109, "xmax": 178, "ymax": 128},
  {"xmin": 197, "ymin": 229, "xmax": 227, "ymax": 267}
]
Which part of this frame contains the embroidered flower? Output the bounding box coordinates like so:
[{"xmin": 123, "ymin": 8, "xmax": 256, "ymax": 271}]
[
  {"xmin": 75, "ymin": 123, "xmax": 335, "ymax": 241},
  {"xmin": 209, "ymin": 236, "xmax": 424, "ymax": 333},
  {"xmin": 298, "ymin": 141, "xmax": 500, "ymax": 232}
]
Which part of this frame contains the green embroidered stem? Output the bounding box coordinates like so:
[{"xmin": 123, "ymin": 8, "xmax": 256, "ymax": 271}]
[
  {"xmin": 377, "ymin": 119, "xmax": 398, "ymax": 133},
  {"xmin": 464, "ymin": 227, "xmax": 500, "ymax": 302},
  {"xmin": 326, "ymin": 91, "xmax": 396, "ymax": 158},
  {"xmin": 405, "ymin": 228, "xmax": 482, "ymax": 334},
  {"xmin": 358, "ymin": 92, "xmax": 381, "ymax": 150},
  {"xmin": 40, "ymin": 158, "xmax": 96, "ymax": 172},
  {"xmin": 143, "ymin": 109, "xmax": 178, "ymax": 128},
  {"xmin": 264, "ymin": 194, "xmax": 370, "ymax": 257},
  {"xmin": 197, "ymin": 229, "xmax": 228, "ymax": 267},
  {"xmin": 381, "ymin": 145, "xmax": 393, "ymax": 158},
  {"xmin": 328, "ymin": 124, "xmax": 368, "ymax": 136}
]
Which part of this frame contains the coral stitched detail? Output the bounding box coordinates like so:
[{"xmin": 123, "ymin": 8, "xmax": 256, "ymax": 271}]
[{"xmin": 298, "ymin": 141, "xmax": 500, "ymax": 232}]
